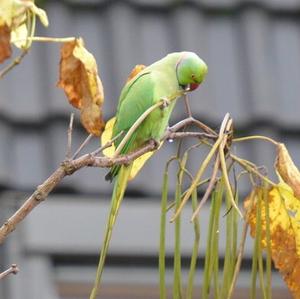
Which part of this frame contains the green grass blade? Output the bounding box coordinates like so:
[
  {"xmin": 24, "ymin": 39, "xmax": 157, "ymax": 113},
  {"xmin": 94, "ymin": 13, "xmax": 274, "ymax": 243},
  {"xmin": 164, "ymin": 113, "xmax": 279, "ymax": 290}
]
[
  {"xmin": 227, "ymin": 189, "xmax": 255, "ymax": 299},
  {"xmin": 202, "ymin": 190, "xmax": 217, "ymax": 299},
  {"xmin": 202, "ymin": 180, "xmax": 224, "ymax": 299},
  {"xmin": 186, "ymin": 189, "xmax": 200, "ymax": 299},
  {"xmin": 212, "ymin": 182, "xmax": 223, "ymax": 299},
  {"xmin": 221, "ymin": 190, "xmax": 234, "ymax": 298},
  {"xmin": 159, "ymin": 169, "xmax": 169, "ymax": 299},
  {"xmin": 173, "ymin": 181, "xmax": 182, "ymax": 299}
]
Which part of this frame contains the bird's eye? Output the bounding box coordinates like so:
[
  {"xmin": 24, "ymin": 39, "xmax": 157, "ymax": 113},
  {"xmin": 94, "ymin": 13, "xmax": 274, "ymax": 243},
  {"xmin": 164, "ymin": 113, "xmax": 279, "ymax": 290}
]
[{"xmin": 191, "ymin": 74, "xmax": 196, "ymax": 80}]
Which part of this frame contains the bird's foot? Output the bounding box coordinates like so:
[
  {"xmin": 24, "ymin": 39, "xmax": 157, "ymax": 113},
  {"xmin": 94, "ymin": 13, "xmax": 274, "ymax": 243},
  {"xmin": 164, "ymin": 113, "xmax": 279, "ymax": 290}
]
[
  {"xmin": 148, "ymin": 138, "xmax": 161, "ymax": 150},
  {"xmin": 160, "ymin": 97, "xmax": 170, "ymax": 109}
]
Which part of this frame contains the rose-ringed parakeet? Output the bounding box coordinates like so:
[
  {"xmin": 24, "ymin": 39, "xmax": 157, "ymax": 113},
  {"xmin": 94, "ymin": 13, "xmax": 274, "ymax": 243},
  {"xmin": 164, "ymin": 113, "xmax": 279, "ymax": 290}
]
[{"xmin": 90, "ymin": 52, "xmax": 208, "ymax": 298}]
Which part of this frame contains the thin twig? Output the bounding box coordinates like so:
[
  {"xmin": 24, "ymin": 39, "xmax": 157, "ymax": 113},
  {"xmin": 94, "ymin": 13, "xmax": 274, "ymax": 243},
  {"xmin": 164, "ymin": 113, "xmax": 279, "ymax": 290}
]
[
  {"xmin": 165, "ymin": 131, "xmax": 217, "ymax": 141},
  {"xmin": 233, "ymin": 135, "xmax": 278, "ymax": 146},
  {"xmin": 0, "ymin": 264, "xmax": 19, "ymax": 280},
  {"xmin": 0, "ymin": 49, "xmax": 29, "ymax": 79},
  {"xmin": 91, "ymin": 130, "xmax": 124, "ymax": 157},
  {"xmin": 230, "ymin": 154, "xmax": 276, "ymax": 187},
  {"xmin": 191, "ymin": 118, "xmax": 217, "ymax": 136},
  {"xmin": 71, "ymin": 133, "xmax": 93, "ymax": 160},
  {"xmin": 66, "ymin": 113, "xmax": 74, "ymax": 160}
]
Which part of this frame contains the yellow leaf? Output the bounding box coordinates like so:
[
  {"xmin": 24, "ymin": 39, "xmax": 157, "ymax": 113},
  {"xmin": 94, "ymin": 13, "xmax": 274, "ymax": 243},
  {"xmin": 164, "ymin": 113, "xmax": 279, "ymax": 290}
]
[
  {"xmin": 126, "ymin": 64, "xmax": 146, "ymax": 83},
  {"xmin": 101, "ymin": 117, "xmax": 157, "ymax": 181},
  {"xmin": 13, "ymin": 0, "xmax": 49, "ymax": 27},
  {"xmin": 57, "ymin": 38, "xmax": 105, "ymax": 136},
  {"xmin": 276, "ymin": 143, "xmax": 300, "ymax": 199},
  {"xmin": 101, "ymin": 117, "xmax": 116, "ymax": 158},
  {"xmin": 10, "ymin": 23, "xmax": 27, "ymax": 48},
  {"xmin": 245, "ymin": 183, "xmax": 300, "ymax": 298},
  {"xmin": 0, "ymin": 0, "xmax": 15, "ymax": 26},
  {"xmin": 0, "ymin": 0, "xmax": 48, "ymax": 51},
  {"xmin": 25, "ymin": 2, "xmax": 49, "ymax": 27},
  {"xmin": 129, "ymin": 151, "xmax": 154, "ymax": 180}
]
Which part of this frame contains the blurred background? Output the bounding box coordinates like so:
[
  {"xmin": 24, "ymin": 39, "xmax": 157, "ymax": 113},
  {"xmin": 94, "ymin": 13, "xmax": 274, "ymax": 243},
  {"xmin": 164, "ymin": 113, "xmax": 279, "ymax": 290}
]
[{"xmin": 0, "ymin": 0, "xmax": 300, "ymax": 298}]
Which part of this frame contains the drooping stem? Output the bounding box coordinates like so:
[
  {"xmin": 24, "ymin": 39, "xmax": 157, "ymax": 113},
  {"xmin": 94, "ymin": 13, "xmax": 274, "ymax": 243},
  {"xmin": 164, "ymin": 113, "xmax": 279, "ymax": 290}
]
[
  {"xmin": 171, "ymin": 113, "xmax": 231, "ymax": 221},
  {"xmin": 171, "ymin": 135, "xmax": 223, "ymax": 222},
  {"xmin": 233, "ymin": 135, "xmax": 278, "ymax": 146},
  {"xmin": 230, "ymin": 155, "xmax": 276, "ymax": 187}
]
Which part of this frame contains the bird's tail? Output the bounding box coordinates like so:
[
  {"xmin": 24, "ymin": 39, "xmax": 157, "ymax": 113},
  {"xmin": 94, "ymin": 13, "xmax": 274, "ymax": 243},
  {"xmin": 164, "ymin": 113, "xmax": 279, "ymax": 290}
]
[{"xmin": 90, "ymin": 164, "xmax": 132, "ymax": 299}]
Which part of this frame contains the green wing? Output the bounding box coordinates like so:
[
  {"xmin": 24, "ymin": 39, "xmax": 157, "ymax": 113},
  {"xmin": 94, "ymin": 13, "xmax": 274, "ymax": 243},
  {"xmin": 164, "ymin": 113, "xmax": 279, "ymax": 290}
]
[
  {"xmin": 112, "ymin": 72, "xmax": 154, "ymax": 147},
  {"xmin": 106, "ymin": 72, "xmax": 155, "ymax": 180}
]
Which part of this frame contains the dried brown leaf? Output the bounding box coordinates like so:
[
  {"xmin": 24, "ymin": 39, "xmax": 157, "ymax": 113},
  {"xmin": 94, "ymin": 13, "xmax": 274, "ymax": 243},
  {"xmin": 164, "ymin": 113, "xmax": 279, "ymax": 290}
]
[
  {"xmin": 0, "ymin": 24, "xmax": 12, "ymax": 63},
  {"xmin": 276, "ymin": 143, "xmax": 300, "ymax": 198},
  {"xmin": 58, "ymin": 38, "xmax": 105, "ymax": 136}
]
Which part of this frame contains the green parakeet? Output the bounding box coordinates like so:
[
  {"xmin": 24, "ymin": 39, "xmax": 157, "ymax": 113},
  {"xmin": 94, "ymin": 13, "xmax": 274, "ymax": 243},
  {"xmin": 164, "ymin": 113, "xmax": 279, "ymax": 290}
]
[{"xmin": 90, "ymin": 52, "xmax": 208, "ymax": 298}]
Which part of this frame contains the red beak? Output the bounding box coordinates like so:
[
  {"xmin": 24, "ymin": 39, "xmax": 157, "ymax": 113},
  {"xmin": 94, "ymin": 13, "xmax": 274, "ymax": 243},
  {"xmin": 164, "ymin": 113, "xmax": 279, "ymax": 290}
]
[{"xmin": 190, "ymin": 83, "xmax": 200, "ymax": 91}]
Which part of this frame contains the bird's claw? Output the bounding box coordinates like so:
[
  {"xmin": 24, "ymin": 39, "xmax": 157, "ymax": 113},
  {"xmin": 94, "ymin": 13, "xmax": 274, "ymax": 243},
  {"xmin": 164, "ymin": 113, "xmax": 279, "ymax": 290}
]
[
  {"xmin": 160, "ymin": 97, "xmax": 170, "ymax": 109},
  {"xmin": 149, "ymin": 138, "xmax": 160, "ymax": 149}
]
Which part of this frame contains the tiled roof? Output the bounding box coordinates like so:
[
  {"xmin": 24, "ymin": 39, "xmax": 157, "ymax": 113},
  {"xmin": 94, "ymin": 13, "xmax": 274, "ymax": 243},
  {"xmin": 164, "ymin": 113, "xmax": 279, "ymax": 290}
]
[{"xmin": 0, "ymin": 0, "xmax": 299, "ymax": 195}]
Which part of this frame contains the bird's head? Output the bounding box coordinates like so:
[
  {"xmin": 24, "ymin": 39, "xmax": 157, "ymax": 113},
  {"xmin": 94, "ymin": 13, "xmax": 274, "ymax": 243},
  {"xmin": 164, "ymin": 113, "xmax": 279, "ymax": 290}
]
[{"xmin": 176, "ymin": 52, "xmax": 208, "ymax": 92}]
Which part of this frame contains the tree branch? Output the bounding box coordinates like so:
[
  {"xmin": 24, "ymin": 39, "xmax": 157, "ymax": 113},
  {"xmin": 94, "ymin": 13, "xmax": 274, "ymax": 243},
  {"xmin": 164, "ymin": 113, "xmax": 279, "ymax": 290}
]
[
  {"xmin": 0, "ymin": 49, "xmax": 29, "ymax": 79},
  {"xmin": 0, "ymin": 121, "xmax": 216, "ymax": 244},
  {"xmin": 0, "ymin": 264, "xmax": 19, "ymax": 280}
]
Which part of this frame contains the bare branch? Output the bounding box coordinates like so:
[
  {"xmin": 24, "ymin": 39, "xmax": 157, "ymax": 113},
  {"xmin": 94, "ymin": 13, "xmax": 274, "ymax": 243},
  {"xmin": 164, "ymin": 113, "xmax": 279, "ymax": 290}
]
[
  {"xmin": 0, "ymin": 122, "xmax": 217, "ymax": 244},
  {"xmin": 165, "ymin": 131, "xmax": 217, "ymax": 141},
  {"xmin": 0, "ymin": 49, "xmax": 29, "ymax": 79},
  {"xmin": 0, "ymin": 264, "xmax": 19, "ymax": 280}
]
